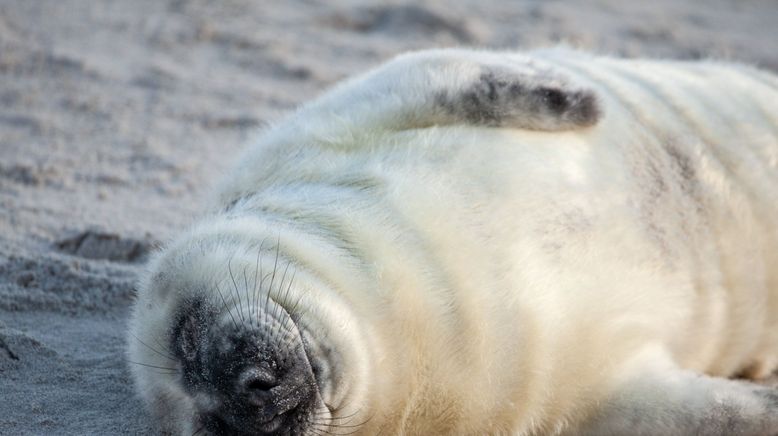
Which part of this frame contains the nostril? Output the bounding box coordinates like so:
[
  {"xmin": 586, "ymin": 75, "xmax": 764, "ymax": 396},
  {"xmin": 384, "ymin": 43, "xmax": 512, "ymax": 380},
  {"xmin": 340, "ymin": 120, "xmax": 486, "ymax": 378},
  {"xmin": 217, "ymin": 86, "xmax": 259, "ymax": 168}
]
[
  {"xmin": 246, "ymin": 377, "xmax": 276, "ymax": 391},
  {"xmin": 239, "ymin": 367, "xmax": 278, "ymax": 393}
]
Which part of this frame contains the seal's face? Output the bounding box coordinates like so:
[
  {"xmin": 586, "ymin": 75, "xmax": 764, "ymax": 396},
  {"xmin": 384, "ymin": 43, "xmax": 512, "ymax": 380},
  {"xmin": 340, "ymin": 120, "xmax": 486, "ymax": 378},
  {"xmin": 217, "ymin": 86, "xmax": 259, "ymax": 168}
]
[{"xmin": 171, "ymin": 296, "xmax": 326, "ymax": 435}]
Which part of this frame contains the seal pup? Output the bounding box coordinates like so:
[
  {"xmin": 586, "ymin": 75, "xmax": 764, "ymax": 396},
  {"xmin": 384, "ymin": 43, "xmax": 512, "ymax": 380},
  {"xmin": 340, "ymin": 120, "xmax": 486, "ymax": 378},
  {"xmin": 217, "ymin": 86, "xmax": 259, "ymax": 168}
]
[{"xmin": 128, "ymin": 48, "xmax": 778, "ymax": 435}]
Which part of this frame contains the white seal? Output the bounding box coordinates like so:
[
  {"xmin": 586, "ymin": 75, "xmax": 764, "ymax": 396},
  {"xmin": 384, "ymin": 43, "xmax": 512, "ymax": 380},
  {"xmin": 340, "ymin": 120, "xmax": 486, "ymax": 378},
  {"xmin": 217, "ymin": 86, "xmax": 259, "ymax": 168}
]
[{"xmin": 128, "ymin": 48, "xmax": 778, "ymax": 435}]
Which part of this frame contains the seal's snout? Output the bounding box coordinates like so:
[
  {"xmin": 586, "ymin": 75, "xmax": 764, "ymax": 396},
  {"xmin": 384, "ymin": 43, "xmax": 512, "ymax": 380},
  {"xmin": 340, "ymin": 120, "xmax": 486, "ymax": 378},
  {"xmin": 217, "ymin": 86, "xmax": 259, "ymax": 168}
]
[
  {"xmin": 208, "ymin": 333, "xmax": 317, "ymax": 435},
  {"xmin": 173, "ymin": 296, "xmax": 323, "ymax": 434}
]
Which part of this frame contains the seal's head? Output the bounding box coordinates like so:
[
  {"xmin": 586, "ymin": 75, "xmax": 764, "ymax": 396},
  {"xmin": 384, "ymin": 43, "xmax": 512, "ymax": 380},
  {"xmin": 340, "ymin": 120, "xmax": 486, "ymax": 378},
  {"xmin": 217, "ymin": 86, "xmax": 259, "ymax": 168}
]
[
  {"xmin": 170, "ymin": 294, "xmax": 324, "ymax": 435},
  {"xmin": 128, "ymin": 237, "xmax": 373, "ymax": 435}
]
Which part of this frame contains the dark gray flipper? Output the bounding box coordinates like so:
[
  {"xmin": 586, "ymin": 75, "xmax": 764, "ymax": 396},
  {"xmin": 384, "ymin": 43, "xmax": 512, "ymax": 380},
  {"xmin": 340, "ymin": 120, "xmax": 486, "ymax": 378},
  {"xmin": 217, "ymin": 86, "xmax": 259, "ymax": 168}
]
[
  {"xmin": 435, "ymin": 69, "xmax": 601, "ymax": 130},
  {"xmin": 291, "ymin": 49, "xmax": 603, "ymax": 137}
]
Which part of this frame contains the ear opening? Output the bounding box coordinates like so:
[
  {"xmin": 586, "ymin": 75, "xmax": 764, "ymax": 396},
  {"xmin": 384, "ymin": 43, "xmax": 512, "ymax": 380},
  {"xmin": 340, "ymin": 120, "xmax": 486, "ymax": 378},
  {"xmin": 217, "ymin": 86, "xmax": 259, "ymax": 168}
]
[{"xmin": 172, "ymin": 297, "xmax": 208, "ymax": 362}]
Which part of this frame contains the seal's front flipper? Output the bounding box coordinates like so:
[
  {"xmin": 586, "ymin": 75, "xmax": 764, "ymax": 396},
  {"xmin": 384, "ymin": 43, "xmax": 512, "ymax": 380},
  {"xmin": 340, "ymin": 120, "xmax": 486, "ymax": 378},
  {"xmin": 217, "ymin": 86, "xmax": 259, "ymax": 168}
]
[
  {"xmin": 288, "ymin": 49, "xmax": 602, "ymax": 143},
  {"xmin": 572, "ymin": 364, "xmax": 778, "ymax": 436},
  {"xmin": 433, "ymin": 67, "xmax": 600, "ymax": 130}
]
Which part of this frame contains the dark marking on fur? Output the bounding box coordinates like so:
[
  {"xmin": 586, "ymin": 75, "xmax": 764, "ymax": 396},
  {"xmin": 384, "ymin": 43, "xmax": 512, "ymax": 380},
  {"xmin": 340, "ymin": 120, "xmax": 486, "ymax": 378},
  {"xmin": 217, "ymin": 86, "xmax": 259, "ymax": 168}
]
[
  {"xmin": 537, "ymin": 207, "xmax": 593, "ymax": 258},
  {"xmin": 636, "ymin": 154, "xmax": 673, "ymax": 258},
  {"xmin": 436, "ymin": 70, "xmax": 601, "ymax": 131},
  {"xmin": 537, "ymin": 87, "xmax": 568, "ymax": 113},
  {"xmin": 663, "ymin": 140, "xmax": 705, "ymax": 216},
  {"xmin": 224, "ymin": 196, "xmax": 242, "ymax": 213},
  {"xmin": 666, "ymin": 146, "xmax": 694, "ymax": 183},
  {"xmin": 631, "ymin": 137, "xmax": 705, "ymax": 262}
]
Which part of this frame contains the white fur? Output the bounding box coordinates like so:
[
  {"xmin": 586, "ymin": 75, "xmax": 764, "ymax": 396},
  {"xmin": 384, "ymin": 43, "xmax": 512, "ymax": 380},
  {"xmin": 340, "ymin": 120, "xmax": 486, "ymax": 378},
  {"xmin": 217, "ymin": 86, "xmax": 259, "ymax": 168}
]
[{"xmin": 128, "ymin": 48, "xmax": 778, "ymax": 435}]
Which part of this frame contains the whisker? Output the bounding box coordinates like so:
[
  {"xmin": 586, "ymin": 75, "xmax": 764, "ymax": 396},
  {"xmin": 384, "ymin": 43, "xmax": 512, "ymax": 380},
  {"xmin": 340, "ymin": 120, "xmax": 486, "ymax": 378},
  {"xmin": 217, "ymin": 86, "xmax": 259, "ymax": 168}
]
[
  {"xmin": 257, "ymin": 271, "xmax": 273, "ymax": 319},
  {"xmin": 270, "ymin": 260, "xmax": 292, "ymax": 343},
  {"xmin": 322, "ymin": 408, "xmax": 374, "ymax": 432},
  {"xmin": 280, "ymin": 314, "xmax": 324, "ymax": 364},
  {"xmin": 214, "ymin": 282, "xmax": 240, "ymax": 331},
  {"xmin": 316, "ymin": 415, "xmax": 373, "ymax": 436},
  {"xmin": 308, "ymin": 425, "xmax": 338, "ymax": 436},
  {"xmin": 319, "ymin": 421, "xmax": 370, "ymax": 429},
  {"xmin": 283, "ymin": 286, "xmax": 307, "ymax": 344},
  {"xmin": 278, "ymin": 319, "xmax": 307, "ymax": 360},
  {"xmin": 274, "ymin": 259, "xmax": 292, "ymax": 323},
  {"xmin": 310, "ymin": 421, "xmax": 365, "ymax": 436},
  {"xmin": 128, "ymin": 360, "xmax": 179, "ymax": 372},
  {"xmin": 280, "ymin": 266, "xmax": 296, "ymax": 310},
  {"xmin": 286, "ymin": 286, "xmax": 306, "ymax": 322},
  {"xmin": 311, "ymin": 409, "xmax": 362, "ymax": 420},
  {"xmin": 242, "ymin": 265, "xmax": 251, "ymax": 326},
  {"xmin": 265, "ymin": 235, "xmax": 281, "ymax": 328},
  {"xmin": 252, "ymin": 239, "xmax": 267, "ymax": 325},
  {"xmin": 315, "ymin": 413, "xmax": 367, "ymax": 427},
  {"xmin": 152, "ymin": 335, "xmax": 175, "ymax": 357},
  {"xmin": 257, "ymin": 261, "xmax": 270, "ymax": 326},
  {"xmin": 130, "ymin": 332, "xmax": 177, "ymax": 362},
  {"xmin": 275, "ymin": 268, "xmax": 297, "ymax": 344},
  {"xmin": 307, "ymin": 428, "xmax": 329, "ymax": 436},
  {"xmin": 227, "ymin": 257, "xmax": 246, "ymax": 325}
]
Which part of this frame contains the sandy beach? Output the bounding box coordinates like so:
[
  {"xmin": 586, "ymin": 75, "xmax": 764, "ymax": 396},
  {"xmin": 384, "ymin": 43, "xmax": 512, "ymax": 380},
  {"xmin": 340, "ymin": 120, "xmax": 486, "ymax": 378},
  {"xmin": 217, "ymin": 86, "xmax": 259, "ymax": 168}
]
[{"xmin": 1, "ymin": 0, "xmax": 777, "ymax": 434}]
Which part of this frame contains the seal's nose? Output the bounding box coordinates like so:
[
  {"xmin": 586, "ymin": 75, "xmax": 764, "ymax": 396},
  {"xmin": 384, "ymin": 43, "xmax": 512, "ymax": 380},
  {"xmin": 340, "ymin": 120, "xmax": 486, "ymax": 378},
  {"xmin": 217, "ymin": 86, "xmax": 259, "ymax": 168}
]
[
  {"xmin": 236, "ymin": 364, "xmax": 312, "ymax": 425},
  {"xmin": 239, "ymin": 366, "xmax": 279, "ymax": 395}
]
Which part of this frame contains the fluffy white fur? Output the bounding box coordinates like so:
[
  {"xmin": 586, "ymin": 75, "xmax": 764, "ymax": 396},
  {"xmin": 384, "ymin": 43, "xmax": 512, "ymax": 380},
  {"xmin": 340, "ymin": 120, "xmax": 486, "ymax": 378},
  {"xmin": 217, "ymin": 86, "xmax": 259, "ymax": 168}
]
[{"xmin": 128, "ymin": 48, "xmax": 778, "ymax": 435}]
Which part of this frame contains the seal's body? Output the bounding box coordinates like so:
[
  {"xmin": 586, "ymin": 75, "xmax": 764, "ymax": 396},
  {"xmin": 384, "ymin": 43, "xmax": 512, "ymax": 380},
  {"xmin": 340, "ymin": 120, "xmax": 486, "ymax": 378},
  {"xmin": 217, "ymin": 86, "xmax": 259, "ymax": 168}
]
[{"xmin": 128, "ymin": 49, "xmax": 778, "ymax": 435}]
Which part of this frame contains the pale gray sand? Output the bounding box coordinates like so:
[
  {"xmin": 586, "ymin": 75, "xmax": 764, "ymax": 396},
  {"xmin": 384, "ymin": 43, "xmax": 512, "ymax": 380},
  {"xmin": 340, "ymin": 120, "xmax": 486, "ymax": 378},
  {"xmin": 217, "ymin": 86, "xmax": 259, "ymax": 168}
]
[{"xmin": 1, "ymin": 0, "xmax": 777, "ymax": 434}]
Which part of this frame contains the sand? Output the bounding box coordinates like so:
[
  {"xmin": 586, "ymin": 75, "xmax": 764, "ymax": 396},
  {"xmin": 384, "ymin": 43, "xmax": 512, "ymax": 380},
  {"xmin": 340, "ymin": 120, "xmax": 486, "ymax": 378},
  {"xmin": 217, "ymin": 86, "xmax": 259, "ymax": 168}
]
[{"xmin": 1, "ymin": 0, "xmax": 776, "ymax": 434}]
